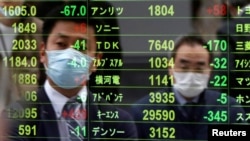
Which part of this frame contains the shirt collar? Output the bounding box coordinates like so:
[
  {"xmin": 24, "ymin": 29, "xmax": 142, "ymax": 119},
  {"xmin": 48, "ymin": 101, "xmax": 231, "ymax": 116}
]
[
  {"xmin": 173, "ymin": 88, "xmax": 199, "ymax": 105},
  {"xmin": 45, "ymin": 80, "xmax": 87, "ymax": 118}
]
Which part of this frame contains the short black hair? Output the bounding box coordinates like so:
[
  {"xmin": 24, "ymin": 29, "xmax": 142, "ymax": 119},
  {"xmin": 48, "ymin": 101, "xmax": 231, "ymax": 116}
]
[
  {"xmin": 171, "ymin": 34, "xmax": 213, "ymax": 64},
  {"xmin": 42, "ymin": 1, "xmax": 105, "ymax": 50}
]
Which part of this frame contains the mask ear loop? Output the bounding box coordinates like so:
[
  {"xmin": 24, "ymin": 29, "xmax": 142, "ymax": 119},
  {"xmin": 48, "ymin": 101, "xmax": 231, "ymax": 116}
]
[
  {"xmin": 85, "ymin": 56, "xmax": 95, "ymax": 81},
  {"xmin": 43, "ymin": 63, "xmax": 49, "ymax": 72},
  {"xmin": 43, "ymin": 50, "xmax": 50, "ymax": 71}
]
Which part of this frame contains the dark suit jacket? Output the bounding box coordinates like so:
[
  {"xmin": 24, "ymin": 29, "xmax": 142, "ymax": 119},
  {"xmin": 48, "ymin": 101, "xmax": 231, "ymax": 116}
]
[
  {"xmin": 130, "ymin": 88, "xmax": 246, "ymax": 140},
  {"xmin": 3, "ymin": 87, "xmax": 138, "ymax": 141}
]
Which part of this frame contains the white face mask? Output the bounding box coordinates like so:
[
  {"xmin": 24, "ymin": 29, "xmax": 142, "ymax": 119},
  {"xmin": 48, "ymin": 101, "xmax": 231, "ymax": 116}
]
[
  {"xmin": 45, "ymin": 48, "xmax": 94, "ymax": 89},
  {"xmin": 173, "ymin": 72, "xmax": 209, "ymax": 98}
]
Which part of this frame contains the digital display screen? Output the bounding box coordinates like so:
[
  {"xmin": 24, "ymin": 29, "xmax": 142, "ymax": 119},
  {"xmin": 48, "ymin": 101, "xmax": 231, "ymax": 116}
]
[{"xmin": 1, "ymin": 0, "xmax": 250, "ymax": 140}]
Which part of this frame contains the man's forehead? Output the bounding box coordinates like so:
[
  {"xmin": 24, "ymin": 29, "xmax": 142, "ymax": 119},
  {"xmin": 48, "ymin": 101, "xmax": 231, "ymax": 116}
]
[
  {"xmin": 178, "ymin": 56, "xmax": 207, "ymax": 62},
  {"xmin": 176, "ymin": 50, "xmax": 209, "ymax": 57},
  {"xmin": 177, "ymin": 43, "xmax": 207, "ymax": 52},
  {"xmin": 175, "ymin": 45, "xmax": 209, "ymax": 63},
  {"xmin": 51, "ymin": 32, "xmax": 89, "ymax": 40},
  {"xmin": 176, "ymin": 44, "xmax": 209, "ymax": 56},
  {"xmin": 50, "ymin": 21, "xmax": 95, "ymax": 37}
]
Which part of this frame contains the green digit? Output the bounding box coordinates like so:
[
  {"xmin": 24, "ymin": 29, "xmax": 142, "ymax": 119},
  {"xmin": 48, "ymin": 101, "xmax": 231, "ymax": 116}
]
[
  {"xmin": 217, "ymin": 93, "xmax": 227, "ymax": 104},
  {"xmin": 64, "ymin": 5, "xmax": 70, "ymax": 16},
  {"xmin": 70, "ymin": 5, "xmax": 76, "ymax": 16},
  {"xmin": 80, "ymin": 5, "xmax": 86, "ymax": 16},
  {"xmin": 74, "ymin": 126, "xmax": 86, "ymax": 137},
  {"xmin": 206, "ymin": 110, "xmax": 227, "ymax": 122},
  {"xmin": 213, "ymin": 57, "xmax": 227, "ymax": 69}
]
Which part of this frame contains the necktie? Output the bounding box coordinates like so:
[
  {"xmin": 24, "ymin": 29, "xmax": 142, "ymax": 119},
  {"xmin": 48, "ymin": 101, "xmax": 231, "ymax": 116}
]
[
  {"xmin": 183, "ymin": 102, "xmax": 196, "ymax": 121},
  {"xmin": 61, "ymin": 96, "xmax": 86, "ymax": 141}
]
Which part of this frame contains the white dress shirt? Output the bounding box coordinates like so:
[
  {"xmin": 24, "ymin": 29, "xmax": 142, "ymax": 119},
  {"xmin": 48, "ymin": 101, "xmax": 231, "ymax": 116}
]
[{"xmin": 44, "ymin": 80, "xmax": 87, "ymax": 141}]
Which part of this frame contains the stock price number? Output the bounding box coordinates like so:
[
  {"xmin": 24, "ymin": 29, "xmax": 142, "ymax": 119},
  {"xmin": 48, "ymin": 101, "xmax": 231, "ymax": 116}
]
[
  {"xmin": 12, "ymin": 73, "xmax": 37, "ymax": 85},
  {"xmin": 67, "ymin": 57, "xmax": 89, "ymax": 68},
  {"xmin": 209, "ymin": 75, "xmax": 227, "ymax": 87},
  {"xmin": 212, "ymin": 57, "xmax": 227, "ymax": 69},
  {"xmin": 3, "ymin": 56, "xmax": 37, "ymax": 68},
  {"xmin": 23, "ymin": 91, "xmax": 37, "ymax": 102},
  {"xmin": 12, "ymin": 39, "xmax": 37, "ymax": 51},
  {"xmin": 149, "ymin": 92, "xmax": 175, "ymax": 103},
  {"xmin": 60, "ymin": 5, "xmax": 86, "ymax": 17},
  {"xmin": 149, "ymin": 74, "xmax": 173, "ymax": 86},
  {"xmin": 143, "ymin": 109, "xmax": 175, "ymax": 121},
  {"xmin": 2, "ymin": 5, "xmax": 37, "ymax": 17},
  {"xmin": 75, "ymin": 126, "xmax": 86, "ymax": 137},
  {"xmin": 204, "ymin": 39, "xmax": 227, "ymax": 52},
  {"xmin": 18, "ymin": 124, "xmax": 36, "ymax": 136},
  {"xmin": 149, "ymin": 57, "xmax": 174, "ymax": 69},
  {"xmin": 216, "ymin": 93, "xmax": 228, "ymax": 105},
  {"xmin": 148, "ymin": 39, "xmax": 174, "ymax": 51},
  {"xmin": 72, "ymin": 39, "xmax": 86, "ymax": 51},
  {"xmin": 8, "ymin": 107, "xmax": 37, "ymax": 119},
  {"xmin": 203, "ymin": 110, "xmax": 228, "ymax": 122},
  {"xmin": 149, "ymin": 127, "xmax": 175, "ymax": 139},
  {"xmin": 148, "ymin": 5, "xmax": 174, "ymax": 16},
  {"xmin": 12, "ymin": 22, "xmax": 37, "ymax": 34}
]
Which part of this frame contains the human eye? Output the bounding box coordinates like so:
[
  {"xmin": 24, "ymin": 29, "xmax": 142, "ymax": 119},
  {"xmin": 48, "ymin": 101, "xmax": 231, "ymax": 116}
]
[
  {"xmin": 179, "ymin": 66, "xmax": 189, "ymax": 72},
  {"xmin": 194, "ymin": 68, "xmax": 205, "ymax": 73},
  {"xmin": 56, "ymin": 42, "xmax": 67, "ymax": 48}
]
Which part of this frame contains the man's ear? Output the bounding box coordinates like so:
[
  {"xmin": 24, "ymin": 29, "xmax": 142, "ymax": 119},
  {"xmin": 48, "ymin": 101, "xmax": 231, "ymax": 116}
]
[
  {"xmin": 40, "ymin": 42, "xmax": 46, "ymax": 63},
  {"xmin": 96, "ymin": 52, "xmax": 103, "ymax": 60},
  {"xmin": 168, "ymin": 64, "xmax": 174, "ymax": 76}
]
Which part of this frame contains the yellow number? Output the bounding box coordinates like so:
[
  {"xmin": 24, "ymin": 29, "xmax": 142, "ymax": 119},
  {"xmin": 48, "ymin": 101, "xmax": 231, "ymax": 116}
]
[
  {"xmin": 143, "ymin": 109, "xmax": 175, "ymax": 121},
  {"xmin": 148, "ymin": 57, "xmax": 174, "ymax": 69},
  {"xmin": 3, "ymin": 56, "xmax": 38, "ymax": 67},
  {"xmin": 12, "ymin": 22, "xmax": 37, "ymax": 33},
  {"xmin": 149, "ymin": 127, "xmax": 175, "ymax": 138},
  {"xmin": 24, "ymin": 91, "xmax": 37, "ymax": 102},
  {"xmin": 12, "ymin": 39, "xmax": 37, "ymax": 50},
  {"xmin": 18, "ymin": 124, "xmax": 36, "ymax": 136},
  {"xmin": 149, "ymin": 74, "xmax": 173, "ymax": 86},
  {"xmin": 18, "ymin": 108, "xmax": 37, "ymax": 119},
  {"xmin": 148, "ymin": 5, "xmax": 174, "ymax": 16},
  {"xmin": 3, "ymin": 5, "xmax": 37, "ymax": 17},
  {"xmin": 12, "ymin": 74, "xmax": 37, "ymax": 85},
  {"xmin": 149, "ymin": 92, "xmax": 175, "ymax": 103},
  {"xmin": 148, "ymin": 39, "xmax": 174, "ymax": 51}
]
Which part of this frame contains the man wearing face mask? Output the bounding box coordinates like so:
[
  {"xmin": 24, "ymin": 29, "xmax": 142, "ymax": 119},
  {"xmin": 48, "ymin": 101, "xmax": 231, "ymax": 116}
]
[
  {"xmin": 2, "ymin": 1, "xmax": 137, "ymax": 141},
  {"xmin": 130, "ymin": 34, "xmax": 246, "ymax": 140},
  {"xmin": 0, "ymin": 0, "xmax": 43, "ymax": 112}
]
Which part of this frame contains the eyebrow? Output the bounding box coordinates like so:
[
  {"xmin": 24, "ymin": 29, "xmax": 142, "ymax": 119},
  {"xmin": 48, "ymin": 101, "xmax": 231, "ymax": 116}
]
[
  {"xmin": 57, "ymin": 33, "xmax": 69, "ymax": 40},
  {"xmin": 179, "ymin": 58, "xmax": 207, "ymax": 67},
  {"xmin": 180, "ymin": 58, "xmax": 189, "ymax": 64},
  {"xmin": 57, "ymin": 32, "xmax": 87, "ymax": 40}
]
